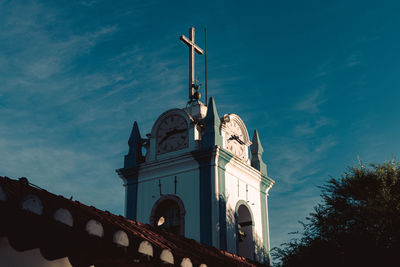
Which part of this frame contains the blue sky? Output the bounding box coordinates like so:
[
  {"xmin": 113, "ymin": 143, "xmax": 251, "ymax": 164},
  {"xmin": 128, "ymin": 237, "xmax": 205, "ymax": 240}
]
[{"xmin": 1, "ymin": 0, "xmax": 400, "ymax": 255}]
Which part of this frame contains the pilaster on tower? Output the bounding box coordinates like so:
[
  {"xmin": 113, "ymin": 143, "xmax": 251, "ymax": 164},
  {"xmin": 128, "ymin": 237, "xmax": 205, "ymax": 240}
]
[
  {"xmin": 124, "ymin": 121, "xmax": 144, "ymax": 168},
  {"xmin": 201, "ymin": 97, "xmax": 223, "ymax": 149},
  {"xmin": 250, "ymin": 129, "xmax": 267, "ymax": 176}
]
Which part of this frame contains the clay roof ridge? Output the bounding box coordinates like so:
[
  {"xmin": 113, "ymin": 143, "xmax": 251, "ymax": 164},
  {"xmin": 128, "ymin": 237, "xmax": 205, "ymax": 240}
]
[{"xmin": 0, "ymin": 176, "xmax": 265, "ymax": 266}]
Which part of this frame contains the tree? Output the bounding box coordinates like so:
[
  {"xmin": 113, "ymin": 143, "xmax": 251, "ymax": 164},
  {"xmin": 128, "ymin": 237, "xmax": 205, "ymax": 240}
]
[{"xmin": 274, "ymin": 161, "xmax": 400, "ymax": 267}]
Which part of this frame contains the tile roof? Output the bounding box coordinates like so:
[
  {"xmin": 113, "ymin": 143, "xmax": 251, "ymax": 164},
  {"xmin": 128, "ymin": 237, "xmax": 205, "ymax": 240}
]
[{"xmin": 0, "ymin": 176, "xmax": 266, "ymax": 267}]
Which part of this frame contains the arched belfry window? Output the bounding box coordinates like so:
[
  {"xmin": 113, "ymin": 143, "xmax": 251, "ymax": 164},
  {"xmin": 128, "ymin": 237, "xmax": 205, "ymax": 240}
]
[
  {"xmin": 150, "ymin": 195, "xmax": 185, "ymax": 235},
  {"xmin": 236, "ymin": 202, "xmax": 255, "ymax": 260}
]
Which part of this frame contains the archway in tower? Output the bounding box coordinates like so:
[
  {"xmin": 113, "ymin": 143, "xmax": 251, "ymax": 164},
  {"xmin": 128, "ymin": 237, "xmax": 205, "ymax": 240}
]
[
  {"xmin": 237, "ymin": 204, "xmax": 254, "ymax": 259},
  {"xmin": 150, "ymin": 195, "xmax": 185, "ymax": 235}
]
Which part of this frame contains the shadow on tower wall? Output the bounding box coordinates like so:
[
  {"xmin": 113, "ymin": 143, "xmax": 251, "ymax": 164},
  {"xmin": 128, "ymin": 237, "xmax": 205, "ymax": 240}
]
[{"xmin": 222, "ymin": 195, "xmax": 271, "ymax": 266}]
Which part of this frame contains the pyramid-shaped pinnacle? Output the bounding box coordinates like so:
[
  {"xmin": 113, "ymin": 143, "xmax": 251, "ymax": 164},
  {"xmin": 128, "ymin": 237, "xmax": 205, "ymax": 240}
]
[
  {"xmin": 125, "ymin": 121, "xmax": 144, "ymax": 168},
  {"xmin": 250, "ymin": 129, "xmax": 267, "ymax": 175},
  {"xmin": 251, "ymin": 129, "xmax": 264, "ymax": 155},
  {"xmin": 201, "ymin": 97, "xmax": 223, "ymax": 149},
  {"xmin": 204, "ymin": 97, "xmax": 220, "ymax": 128},
  {"xmin": 128, "ymin": 121, "xmax": 141, "ymax": 147}
]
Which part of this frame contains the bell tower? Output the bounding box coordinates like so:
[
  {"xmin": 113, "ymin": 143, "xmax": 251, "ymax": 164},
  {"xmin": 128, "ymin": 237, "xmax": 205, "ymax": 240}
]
[{"xmin": 116, "ymin": 28, "xmax": 275, "ymax": 264}]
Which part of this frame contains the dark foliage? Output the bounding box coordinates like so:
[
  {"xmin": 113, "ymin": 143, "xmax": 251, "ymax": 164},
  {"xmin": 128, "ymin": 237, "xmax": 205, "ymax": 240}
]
[{"xmin": 273, "ymin": 161, "xmax": 400, "ymax": 267}]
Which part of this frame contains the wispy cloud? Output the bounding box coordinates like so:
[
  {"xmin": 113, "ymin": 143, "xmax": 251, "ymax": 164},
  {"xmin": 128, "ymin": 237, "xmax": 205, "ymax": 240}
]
[
  {"xmin": 291, "ymin": 87, "xmax": 335, "ymax": 137},
  {"xmin": 313, "ymin": 59, "xmax": 332, "ymax": 78},
  {"xmin": 268, "ymin": 136, "xmax": 337, "ymax": 250},
  {"xmin": 0, "ymin": 2, "xmax": 117, "ymax": 84},
  {"xmin": 80, "ymin": 0, "xmax": 97, "ymax": 6},
  {"xmin": 293, "ymin": 116, "xmax": 334, "ymax": 136},
  {"xmin": 0, "ymin": 132, "xmax": 124, "ymax": 212},
  {"xmin": 346, "ymin": 54, "xmax": 361, "ymax": 67},
  {"xmin": 268, "ymin": 134, "xmax": 336, "ymax": 190},
  {"xmin": 266, "ymin": 86, "xmax": 337, "ymax": 193},
  {"xmin": 0, "ymin": 1, "xmax": 186, "ymax": 214},
  {"xmin": 312, "ymin": 50, "xmax": 362, "ymax": 79},
  {"xmin": 293, "ymin": 87, "xmax": 326, "ymax": 114},
  {"xmin": 269, "ymin": 186, "xmax": 321, "ymax": 248}
]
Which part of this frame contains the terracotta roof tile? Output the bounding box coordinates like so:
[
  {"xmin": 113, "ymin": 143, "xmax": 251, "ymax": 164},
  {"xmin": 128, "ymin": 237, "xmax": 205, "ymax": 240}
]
[{"xmin": 0, "ymin": 176, "xmax": 266, "ymax": 266}]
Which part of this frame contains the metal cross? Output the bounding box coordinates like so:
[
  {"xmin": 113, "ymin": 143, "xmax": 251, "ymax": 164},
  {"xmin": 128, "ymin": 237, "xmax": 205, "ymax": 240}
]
[{"xmin": 180, "ymin": 27, "xmax": 204, "ymax": 100}]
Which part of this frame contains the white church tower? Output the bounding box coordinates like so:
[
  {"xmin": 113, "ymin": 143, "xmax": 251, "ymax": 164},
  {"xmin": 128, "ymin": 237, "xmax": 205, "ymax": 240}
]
[{"xmin": 116, "ymin": 27, "xmax": 275, "ymax": 264}]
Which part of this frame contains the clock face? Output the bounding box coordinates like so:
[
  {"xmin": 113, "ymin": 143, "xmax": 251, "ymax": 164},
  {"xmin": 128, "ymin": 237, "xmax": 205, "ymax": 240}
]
[
  {"xmin": 156, "ymin": 115, "xmax": 189, "ymax": 154},
  {"xmin": 224, "ymin": 120, "xmax": 246, "ymax": 159}
]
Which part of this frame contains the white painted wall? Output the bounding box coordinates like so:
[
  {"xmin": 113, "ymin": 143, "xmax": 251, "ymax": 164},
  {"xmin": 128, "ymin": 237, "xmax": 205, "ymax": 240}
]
[
  {"xmin": 135, "ymin": 143, "xmax": 268, "ymax": 261},
  {"xmin": 136, "ymin": 155, "xmax": 201, "ymax": 240},
  {"xmin": 0, "ymin": 237, "xmax": 73, "ymax": 267},
  {"xmin": 224, "ymin": 159, "xmax": 265, "ymax": 259},
  {"xmin": 133, "ymin": 107, "xmax": 270, "ymax": 262}
]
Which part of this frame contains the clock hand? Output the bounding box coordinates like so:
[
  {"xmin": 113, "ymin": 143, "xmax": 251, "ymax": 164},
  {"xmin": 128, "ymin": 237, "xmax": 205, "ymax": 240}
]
[
  {"xmin": 171, "ymin": 128, "xmax": 187, "ymax": 134},
  {"xmin": 160, "ymin": 128, "xmax": 187, "ymax": 144},
  {"xmin": 229, "ymin": 134, "xmax": 245, "ymax": 145},
  {"xmin": 159, "ymin": 131, "xmax": 173, "ymax": 144}
]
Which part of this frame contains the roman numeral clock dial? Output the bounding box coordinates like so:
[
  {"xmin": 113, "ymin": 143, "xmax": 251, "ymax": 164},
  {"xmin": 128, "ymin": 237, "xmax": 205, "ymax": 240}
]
[
  {"xmin": 156, "ymin": 115, "xmax": 189, "ymax": 154},
  {"xmin": 225, "ymin": 120, "xmax": 246, "ymax": 160}
]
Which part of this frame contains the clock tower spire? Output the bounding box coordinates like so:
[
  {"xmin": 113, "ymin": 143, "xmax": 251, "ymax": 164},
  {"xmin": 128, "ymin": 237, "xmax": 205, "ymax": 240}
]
[{"xmin": 118, "ymin": 29, "xmax": 275, "ymax": 265}]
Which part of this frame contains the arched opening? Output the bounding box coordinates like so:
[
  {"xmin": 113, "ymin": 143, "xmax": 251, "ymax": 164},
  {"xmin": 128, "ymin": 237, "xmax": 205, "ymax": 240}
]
[
  {"xmin": 150, "ymin": 195, "xmax": 185, "ymax": 235},
  {"xmin": 237, "ymin": 203, "xmax": 254, "ymax": 259}
]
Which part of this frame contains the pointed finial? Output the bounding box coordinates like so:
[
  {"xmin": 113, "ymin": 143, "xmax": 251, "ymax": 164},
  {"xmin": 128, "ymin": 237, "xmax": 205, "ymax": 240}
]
[
  {"xmin": 202, "ymin": 97, "xmax": 223, "ymax": 149},
  {"xmin": 124, "ymin": 121, "xmax": 144, "ymax": 168},
  {"xmin": 204, "ymin": 97, "xmax": 220, "ymax": 128},
  {"xmin": 251, "ymin": 129, "xmax": 264, "ymax": 155},
  {"xmin": 128, "ymin": 121, "xmax": 141, "ymax": 147},
  {"xmin": 250, "ymin": 129, "xmax": 267, "ymax": 175}
]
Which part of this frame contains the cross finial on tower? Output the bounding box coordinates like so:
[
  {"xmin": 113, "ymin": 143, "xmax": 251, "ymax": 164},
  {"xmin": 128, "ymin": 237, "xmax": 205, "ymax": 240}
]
[{"xmin": 180, "ymin": 27, "xmax": 204, "ymax": 101}]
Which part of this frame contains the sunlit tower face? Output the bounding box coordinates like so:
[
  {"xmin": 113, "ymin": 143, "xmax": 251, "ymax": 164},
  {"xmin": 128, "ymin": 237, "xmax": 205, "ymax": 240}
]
[{"xmin": 118, "ymin": 28, "xmax": 274, "ymax": 265}]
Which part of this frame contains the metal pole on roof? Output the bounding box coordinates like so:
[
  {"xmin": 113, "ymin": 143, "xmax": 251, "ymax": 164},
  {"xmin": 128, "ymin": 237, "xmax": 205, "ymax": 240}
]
[{"xmin": 205, "ymin": 26, "xmax": 208, "ymax": 106}]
